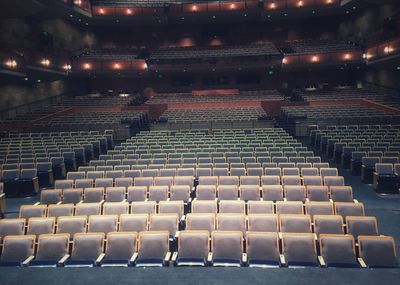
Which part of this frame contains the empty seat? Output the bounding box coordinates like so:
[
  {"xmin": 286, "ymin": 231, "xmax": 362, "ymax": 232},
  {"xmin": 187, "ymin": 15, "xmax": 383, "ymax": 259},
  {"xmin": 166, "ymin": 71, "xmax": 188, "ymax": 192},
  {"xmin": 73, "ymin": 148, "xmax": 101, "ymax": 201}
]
[
  {"xmin": 149, "ymin": 214, "xmax": 179, "ymax": 238},
  {"xmin": 148, "ymin": 186, "xmax": 169, "ymax": 202},
  {"xmin": 330, "ymin": 186, "xmax": 354, "ymax": 202},
  {"xmin": 47, "ymin": 204, "xmax": 75, "ymax": 219},
  {"xmin": 240, "ymin": 176, "xmax": 260, "ymax": 186},
  {"xmin": 0, "ymin": 219, "xmax": 26, "ymax": 243},
  {"xmin": 103, "ymin": 202, "xmax": 129, "ymax": 216},
  {"xmin": 169, "ymin": 185, "xmax": 191, "ymax": 202},
  {"xmin": 101, "ymin": 232, "xmax": 138, "ymax": 267},
  {"xmin": 247, "ymin": 214, "xmax": 278, "ymax": 232},
  {"xmin": 119, "ymin": 214, "xmax": 148, "ymax": 232},
  {"xmin": 303, "ymin": 176, "xmax": 323, "ymax": 186},
  {"xmin": 20, "ymin": 205, "xmax": 47, "ymax": 220},
  {"xmin": 75, "ymin": 179, "xmax": 93, "ymax": 189},
  {"xmin": 29, "ymin": 234, "xmax": 70, "ymax": 267},
  {"xmin": 127, "ymin": 186, "xmax": 147, "ymax": 202},
  {"xmin": 75, "ymin": 203, "xmax": 102, "ymax": 216},
  {"xmin": 62, "ymin": 233, "xmax": 104, "ymax": 267},
  {"xmin": 319, "ymin": 234, "xmax": 358, "ymax": 268},
  {"xmin": 276, "ymin": 201, "xmax": 304, "ymax": 215},
  {"xmin": 196, "ymin": 185, "xmax": 217, "ymax": 200},
  {"xmin": 219, "ymin": 176, "xmax": 239, "ymax": 186},
  {"xmin": 63, "ymin": 188, "xmax": 83, "ymax": 204},
  {"xmin": 88, "ymin": 215, "xmax": 118, "ymax": 235},
  {"xmin": 313, "ymin": 215, "xmax": 344, "ymax": 237},
  {"xmin": 305, "ymin": 202, "xmax": 334, "ymax": 218},
  {"xmin": 131, "ymin": 201, "xmax": 157, "ymax": 215},
  {"xmin": 282, "ymin": 176, "xmax": 301, "ymax": 186},
  {"xmin": 218, "ymin": 185, "xmax": 239, "ymax": 200},
  {"xmin": 358, "ymin": 236, "xmax": 399, "ymax": 268},
  {"xmin": 0, "ymin": 235, "xmax": 36, "ymax": 266},
  {"xmin": 217, "ymin": 214, "xmax": 246, "ymax": 234},
  {"xmin": 240, "ymin": 185, "xmax": 260, "ymax": 201},
  {"xmin": 346, "ymin": 216, "xmax": 378, "ymax": 239},
  {"xmin": 335, "ymin": 202, "xmax": 364, "ymax": 218},
  {"xmin": 186, "ymin": 213, "xmax": 215, "ymax": 232},
  {"xmin": 40, "ymin": 189, "xmax": 62, "ymax": 205},
  {"xmin": 55, "ymin": 180, "xmax": 73, "ymax": 190},
  {"xmin": 306, "ymin": 186, "xmax": 329, "ymax": 201},
  {"xmin": 262, "ymin": 185, "xmax": 283, "ymax": 201},
  {"xmin": 136, "ymin": 231, "xmax": 170, "ymax": 267},
  {"xmin": 280, "ymin": 215, "xmax": 311, "ymax": 233},
  {"xmin": 83, "ymin": 188, "xmax": 104, "ymax": 203},
  {"xmin": 246, "ymin": 232, "xmax": 280, "ymax": 267},
  {"xmin": 281, "ymin": 233, "xmax": 318, "ymax": 267},
  {"xmin": 174, "ymin": 231, "xmax": 209, "ymax": 266},
  {"xmin": 211, "ymin": 231, "xmax": 243, "ymax": 267},
  {"xmin": 56, "ymin": 216, "xmax": 87, "ymax": 236},
  {"xmin": 105, "ymin": 187, "xmax": 126, "ymax": 202},
  {"xmin": 219, "ymin": 200, "xmax": 245, "ymax": 214},
  {"xmin": 284, "ymin": 186, "xmax": 306, "ymax": 201},
  {"xmin": 324, "ymin": 176, "xmax": 345, "ymax": 188}
]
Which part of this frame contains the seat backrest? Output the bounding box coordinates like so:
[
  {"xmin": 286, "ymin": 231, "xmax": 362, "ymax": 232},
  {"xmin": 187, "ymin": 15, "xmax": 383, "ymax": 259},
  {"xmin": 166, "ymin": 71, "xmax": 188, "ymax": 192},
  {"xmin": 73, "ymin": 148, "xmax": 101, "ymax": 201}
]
[
  {"xmin": 247, "ymin": 214, "xmax": 278, "ymax": 232},
  {"xmin": 320, "ymin": 234, "xmax": 357, "ymax": 266},
  {"xmin": 71, "ymin": 233, "xmax": 104, "ymax": 261},
  {"xmin": 246, "ymin": 232, "xmax": 279, "ymax": 263},
  {"xmin": 211, "ymin": 231, "xmax": 243, "ymax": 261},
  {"xmin": 119, "ymin": 214, "xmax": 148, "ymax": 232},
  {"xmin": 282, "ymin": 233, "xmax": 317, "ymax": 265},
  {"xmin": 275, "ymin": 201, "xmax": 304, "ymax": 215},
  {"xmin": 178, "ymin": 231, "xmax": 209, "ymax": 260},
  {"xmin": 191, "ymin": 200, "xmax": 217, "ymax": 214},
  {"xmin": 138, "ymin": 231, "xmax": 169, "ymax": 260},
  {"xmin": 219, "ymin": 200, "xmax": 245, "ymax": 214},
  {"xmin": 358, "ymin": 236, "xmax": 398, "ymax": 267},
  {"xmin": 75, "ymin": 203, "xmax": 102, "ymax": 216},
  {"xmin": 169, "ymin": 185, "xmax": 190, "ymax": 201},
  {"xmin": 149, "ymin": 214, "xmax": 179, "ymax": 236},
  {"xmin": 88, "ymin": 215, "xmax": 118, "ymax": 234},
  {"xmin": 104, "ymin": 232, "xmax": 137, "ymax": 261},
  {"xmin": 0, "ymin": 235, "xmax": 36, "ymax": 263},
  {"xmin": 280, "ymin": 215, "xmax": 311, "ymax": 233},
  {"xmin": 335, "ymin": 202, "xmax": 364, "ymax": 218},
  {"xmin": 196, "ymin": 185, "xmax": 217, "ymax": 200},
  {"xmin": 346, "ymin": 216, "xmax": 378, "ymax": 238},
  {"xmin": 27, "ymin": 217, "xmax": 55, "ymax": 236},
  {"xmin": 330, "ymin": 186, "xmax": 353, "ymax": 202},
  {"xmin": 219, "ymin": 176, "xmax": 239, "ymax": 186},
  {"xmin": 56, "ymin": 216, "xmax": 87, "ymax": 236},
  {"xmin": 36, "ymin": 234, "xmax": 70, "ymax": 261},
  {"xmin": 217, "ymin": 214, "xmax": 246, "ymax": 234},
  {"xmin": 186, "ymin": 213, "xmax": 215, "ymax": 232},
  {"xmin": 0, "ymin": 219, "xmax": 26, "ymax": 238},
  {"xmin": 313, "ymin": 215, "xmax": 344, "ymax": 237},
  {"xmin": 131, "ymin": 201, "xmax": 157, "ymax": 215},
  {"xmin": 20, "ymin": 205, "xmax": 47, "ymax": 220}
]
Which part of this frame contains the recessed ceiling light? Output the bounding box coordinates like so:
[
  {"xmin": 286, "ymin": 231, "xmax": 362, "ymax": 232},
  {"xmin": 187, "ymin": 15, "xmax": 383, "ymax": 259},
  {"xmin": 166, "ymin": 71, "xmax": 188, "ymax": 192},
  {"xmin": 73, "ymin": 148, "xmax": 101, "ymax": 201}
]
[
  {"xmin": 69, "ymin": 14, "xmax": 73, "ymax": 17},
  {"xmin": 37, "ymin": 79, "xmax": 41, "ymax": 83},
  {"xmin": 397, "ymin": 66, "xmax": 400, "ymax": 70},
  {"xmin": 24, "ymin": 77, "xmax": 28, "ymax": 81}
]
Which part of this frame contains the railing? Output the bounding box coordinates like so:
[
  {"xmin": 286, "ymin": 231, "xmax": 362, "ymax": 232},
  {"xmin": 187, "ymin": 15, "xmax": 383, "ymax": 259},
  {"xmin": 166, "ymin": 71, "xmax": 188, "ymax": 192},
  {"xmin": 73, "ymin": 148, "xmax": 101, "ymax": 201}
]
[
  {"xmin": 282, "ymin": 50, "xmax": 364, "ymax": 67},
  {"xmin": 366, "ymin": 37, "xmax": 400, "ymax": 62}
]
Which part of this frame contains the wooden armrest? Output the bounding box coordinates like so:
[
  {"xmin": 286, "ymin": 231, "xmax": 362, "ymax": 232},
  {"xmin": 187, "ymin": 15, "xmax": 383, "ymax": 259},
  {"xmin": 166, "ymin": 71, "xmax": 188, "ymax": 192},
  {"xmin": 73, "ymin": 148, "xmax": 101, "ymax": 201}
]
[
  {"xmin": 353, "ymin": 199, "xmax": 359, "ymax": 203},
  {"xmin": 164, "ymin": 252, "xmax": 171, "ymax": 263},
  {"xmin": 171, "ymin": 252, "xmax": 178, "ymax": 263},
  {"xmin": 279, "ymin": 254, "xmax": 286, "ymax": 265},
  {"xmin": 129, "ymin": 252, "xmax": 138, "ymax": 263},
  {"xmin": 0, "ymin": 193, "xmax": 5, "ymax": 199},
  {"xmin": 174, "ymin": 231, "xmax": 180, "ymax": 239},
  {"xmin": 329, "ymin": 199, "xmax": 333, "ymax": 203},
  {"xmin": 122, "ymin": 199, "xmax": 127, "ymax": 203},
  {"xmin": 242, "ymin": 253, "xmax": 247, "ymax": 264},
  {"xmin": 358, "ymin": 257, "xmax": 367, "ymax": 268},
  {"xmin": 22, "ymin": 255, "xmax": 35, "ymax": 267},
  {"xmin": 96, "ymin": 253, "xmax": 106, "ymax": 264},
  {"xmin": 99, "ymin": 200, "xmax": 105, "ymax": 204},
  {"xmin": 57, "ymin": 201, "xmax": 62, "ymax": 205},
  {"xmin": 318, "ymin": 256, "xmax": 326, "ymax": 267},
  {"xmin": 33, "ymin": 202, "xmax": 40, "ymax": 206},
  {"xmin": 207, "ymin": 252, "xmax": 213, "ymax": 263},
  {"xmin": 58, "ymin": 254, "xmax": 70, "ymax": 265},
  {"xmin": 78, "ymin": 201, "xmax": 83, "ymax": 204}
]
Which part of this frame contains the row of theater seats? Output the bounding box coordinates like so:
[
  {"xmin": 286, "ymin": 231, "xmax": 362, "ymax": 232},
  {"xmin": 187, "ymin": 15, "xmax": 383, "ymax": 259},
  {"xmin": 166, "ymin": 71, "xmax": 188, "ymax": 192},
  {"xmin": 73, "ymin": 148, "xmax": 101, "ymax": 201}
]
[
  {"xmin": 17, "ymin": 201, "xmax": 365, "ymax": 222},
  {"xmin": 287, "ymin": 39, "xmax": 359, "ymax": 54},
  {"xmin": 296, "ymin": 87, "xmax": 400, "ymax": 110},
  {"xmin": 41, "ymin": 185, "xmax": 355, "ymax": 205},
  {"xmin": 1, "ymin": 231, "xmax": 396, "ymax": 268},
  {"xmin": 282, "ymin": 105, "xmax": 392, "ymax": 121},
  {"xmin": 159, "ymin": 107, "xmax": 268, "ymax": 123},
  {"xmin": 145, "ymin": 90, "xmax": 284, "ymax": 104}
]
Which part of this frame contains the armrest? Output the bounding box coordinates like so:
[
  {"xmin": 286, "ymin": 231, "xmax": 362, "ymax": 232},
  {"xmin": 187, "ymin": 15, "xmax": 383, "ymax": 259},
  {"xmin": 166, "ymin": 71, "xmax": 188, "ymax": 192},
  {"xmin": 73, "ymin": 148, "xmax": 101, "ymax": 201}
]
[
  {"xmin": 78, "ymin": 200, "xmax": 84, "ymax": 204},
  {"xmin": 0, "ymin": 193, "xmax": 5, "ymax": 199},
  {"xmin": 171, "ymin": 252, "xmax": 178, "ymax": 263},
  {"xmin": 58, "ymin": 254, "xmax": 70, "ymax": 265},
  {"xmin": 99, "ymin": 200, "xmax": 105, "ymax": 204},
  {"xmin": 122, "ymin": 199, "xmax": 127, "ymax": 203},
  {"xmin": 57, "ymin": 201, "xmax": 62, "ymax": 205},
  {"xmin": 242, "ymin": 253, "xmax": 247, "ymax": 264},
  {"xmin": 283, "ymin": 198, "xmax": 287, "ymax": 202},
  {"xmin": 96, "ymin": 253, "xmax": 106, "ymax": 264},
  {"xmin": 164, "ymin": 252, "xmax": 171, "ymax": 263},
  {"xmin": 207, "ymin": 252, "xmax": 213, "ymax": 263},
  {"xmin": 33, "ymin": 202, "xmax": 41, "ymax": 206},
  {"xmin": 358, "ymin": 257, "xmax": 367, "ymax": 268},
  {"xmin": 22, "ymin": 255, "xmax": 35, "ymax": 267},
  {"xmin": 278, "ymin": 232, "xmax": 283, "ymax": 239},
  {"xmin": 180, "ymin": 215, "xmax": 186, "ymax": 222},
  {"xmin": 279, "ymin": 254, "xmax": 286, "ymax": 265},
  {"xmin": 353, "ymin": 199, "xmax": 359, "ymax": 203},
  {"xmin": 318, "ymin": 256, "xmax": 326, "ymax": 267},
  {"xmin": 329, "ymin": 199, "xmax": 333, "ymax": 203},
  {"xmin": 174, "ymin": 231, "xmax": 180, "ymax": 239},
  {"xmin": 129, "ymin": 252, "xmax": 138, "ymax": 264},
  {"xmin": 187, "ymin": 197, "xmax": 192, "ymax": 203}
]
